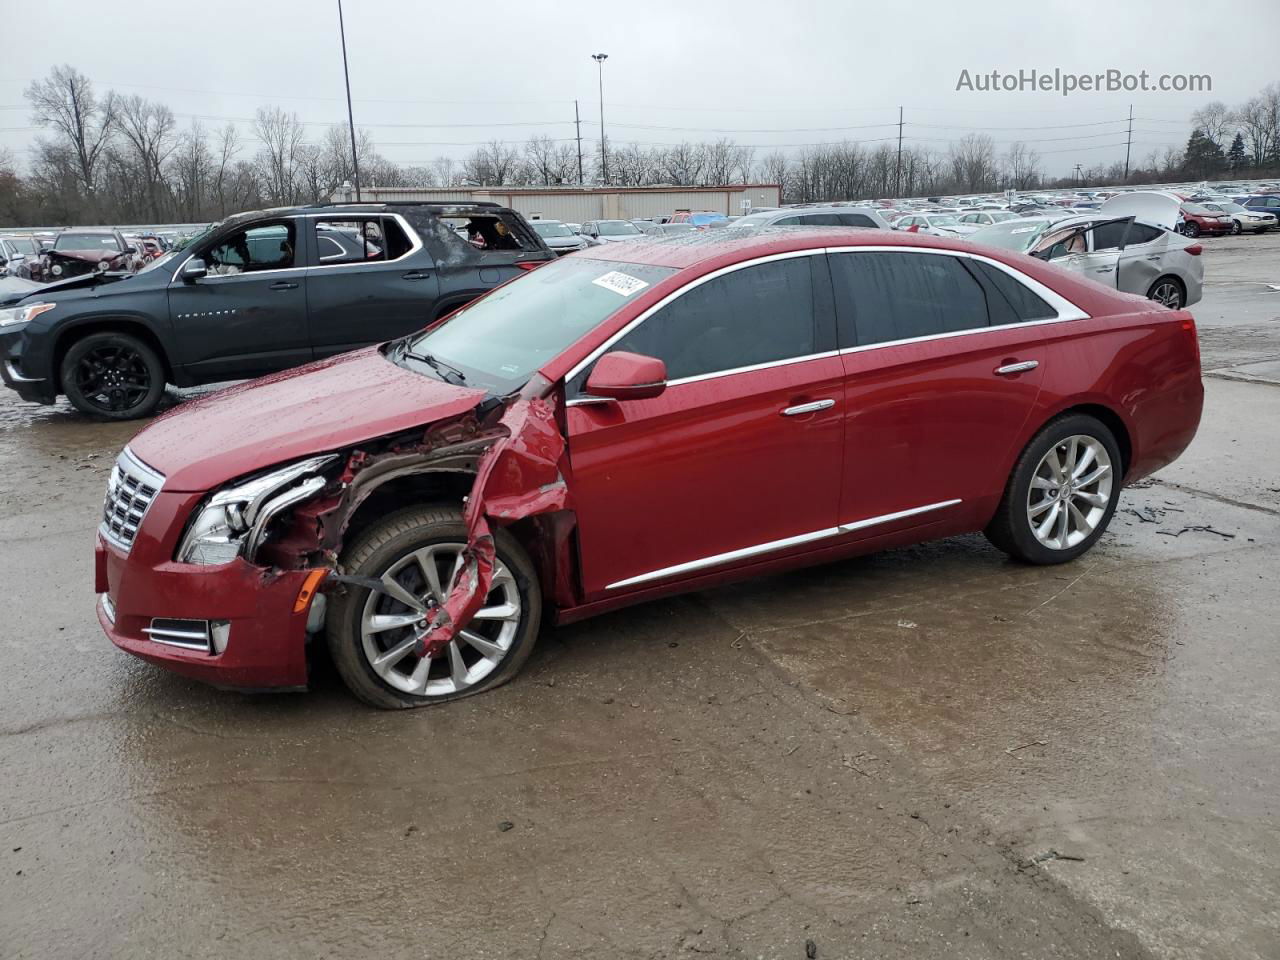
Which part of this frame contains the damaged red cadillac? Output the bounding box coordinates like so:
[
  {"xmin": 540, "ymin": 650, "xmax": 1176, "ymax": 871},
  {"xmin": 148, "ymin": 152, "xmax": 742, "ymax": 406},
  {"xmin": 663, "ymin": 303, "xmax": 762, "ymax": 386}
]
[{"xmin": 95, "ymin": 229, "xmax": 1203, "ymax": 708}]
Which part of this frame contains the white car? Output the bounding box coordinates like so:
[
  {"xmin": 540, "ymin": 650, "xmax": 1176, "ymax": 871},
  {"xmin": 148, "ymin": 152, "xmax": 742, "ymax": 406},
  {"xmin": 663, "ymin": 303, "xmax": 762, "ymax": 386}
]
[
  {"xmin": 956, "ymin": 210, "xmax": 1021, "ymax": 228},
  {"xmin": 1201, "ymin": 201, "xmax": 1277, "ymax": 235},
  {"xmin": 894, "ymin": 213, "xmax": 979, "ymax": 237}
]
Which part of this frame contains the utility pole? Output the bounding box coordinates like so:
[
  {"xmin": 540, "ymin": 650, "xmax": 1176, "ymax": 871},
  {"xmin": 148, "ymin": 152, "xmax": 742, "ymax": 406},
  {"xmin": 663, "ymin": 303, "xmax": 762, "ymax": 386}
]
[
  {"xmin": 592, "ymin": 53, "xmax": 609, "ymax": 184},
  {"xmin": 894, "ymin": 106, "xmax": 904, "ymax": 196},
  {"xmin": 574, "ymin": 99, "xmax": 584, "ymax": 185},
  {"xmin": 1123, "ymin": 103, "xmax": 1133, "ymax": 182},
  {"xmin": 1073, "ymin": 162, "xmax": 1083, "ymax": 186},
  {"xmin": 337, "ymin": 0, "xmax": 361, "ymax": 201}
]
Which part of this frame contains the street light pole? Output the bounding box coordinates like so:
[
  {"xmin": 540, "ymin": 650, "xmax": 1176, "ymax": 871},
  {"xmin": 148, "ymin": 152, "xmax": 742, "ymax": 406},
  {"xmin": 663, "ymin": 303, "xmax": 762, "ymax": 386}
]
[
  {"xmin": 337, "ymin": 0, "xmax": 361, "ymax": 201},
  {"xmin": 592, "ymin": 53, "xmax": 608, "ymax": 184}
]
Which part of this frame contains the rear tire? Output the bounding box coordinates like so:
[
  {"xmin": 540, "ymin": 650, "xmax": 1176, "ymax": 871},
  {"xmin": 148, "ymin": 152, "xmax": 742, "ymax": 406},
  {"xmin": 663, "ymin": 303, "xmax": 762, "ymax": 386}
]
[
  {"xmin": 1147, "ymin": 276, "xmax": 1185, "ymax": 310},
  {"xmin": 984, "ymin": 414, "xmax": 1122, "ymax": 565},
  {"xmin": 60, "ymin": 331, "xmax": 165, "ymax": 420},
  {"xmin": 327, "ymin": 504, "xmax": 541, "ymax": 709}
]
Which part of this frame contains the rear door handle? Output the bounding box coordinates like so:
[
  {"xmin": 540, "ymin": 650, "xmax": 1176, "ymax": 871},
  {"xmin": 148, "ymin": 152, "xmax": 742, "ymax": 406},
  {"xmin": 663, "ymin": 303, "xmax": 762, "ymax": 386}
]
[
  {"xmin": 995, "ymin": 360, "xmax": 1039, "ymax": 376},
  {"xmin": 401, "ymin": 270, "xmax": 431, "ymax": 280},
  {"xmin": 781, "ymin": 398, "xmax": 835, "ymax": 416},
  {"xmin": 269, "ymin": 280, "xmax": 298, "ymax": 290}
]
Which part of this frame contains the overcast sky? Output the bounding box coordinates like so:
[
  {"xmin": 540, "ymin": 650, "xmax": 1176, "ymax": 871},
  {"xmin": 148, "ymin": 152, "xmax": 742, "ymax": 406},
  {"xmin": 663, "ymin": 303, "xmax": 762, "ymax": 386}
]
[{"xmin": 2, "ymin": 0, "xmax": 1276, "ymax": 178}]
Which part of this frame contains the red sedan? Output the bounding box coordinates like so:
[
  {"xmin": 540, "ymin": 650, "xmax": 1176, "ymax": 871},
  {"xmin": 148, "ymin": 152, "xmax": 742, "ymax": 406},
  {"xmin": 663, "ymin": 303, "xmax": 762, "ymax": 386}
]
[{"xmin": 95, "ymin": 229, "xmax": 1203, "ymax": 707}]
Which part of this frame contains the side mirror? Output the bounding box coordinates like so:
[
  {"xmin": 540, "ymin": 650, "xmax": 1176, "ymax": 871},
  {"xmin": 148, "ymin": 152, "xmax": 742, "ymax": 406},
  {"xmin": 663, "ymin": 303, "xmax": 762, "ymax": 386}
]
[
  {"xmin": 584, "ymin": 351, "xmax": 667, "ymax": 402},
  {"xmin": 124, "ymin": 245, "xmax": 137, "ymax": 254},
  {"xmin": 182, "ymin": 257, "xmax": 208, "ymax": 281}
]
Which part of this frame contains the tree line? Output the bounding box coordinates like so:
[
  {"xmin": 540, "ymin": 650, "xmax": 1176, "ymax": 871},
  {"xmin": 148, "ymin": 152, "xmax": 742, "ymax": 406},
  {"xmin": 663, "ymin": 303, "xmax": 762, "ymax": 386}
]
[{"xmin": 2, "ymin": 66, "xmax": 1278, "ymax": 228}]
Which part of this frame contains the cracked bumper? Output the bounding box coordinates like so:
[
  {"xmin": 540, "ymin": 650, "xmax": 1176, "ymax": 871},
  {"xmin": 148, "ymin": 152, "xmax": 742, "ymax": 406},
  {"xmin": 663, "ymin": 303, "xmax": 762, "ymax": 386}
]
[{"xmin": 95, "ymin": 511, "xmax": 316, "ymax": 690}]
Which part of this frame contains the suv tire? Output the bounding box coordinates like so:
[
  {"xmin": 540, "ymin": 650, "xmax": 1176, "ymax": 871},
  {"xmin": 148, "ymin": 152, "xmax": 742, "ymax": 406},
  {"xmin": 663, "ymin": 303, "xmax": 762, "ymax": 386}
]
[{"xmin": 60, "ymin": 330, "xmax": 166, "ymax": 420}]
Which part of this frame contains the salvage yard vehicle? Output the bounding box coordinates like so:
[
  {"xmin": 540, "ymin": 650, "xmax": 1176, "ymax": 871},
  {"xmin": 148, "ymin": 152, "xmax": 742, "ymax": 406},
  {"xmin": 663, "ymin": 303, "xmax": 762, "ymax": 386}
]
[
  {"xmin": 580, "ymin": 219, "xmax": 646, "ymax": 242},
  {"xmin": 967, "ymin": 211, "xmax": 1204, "ymax": 309},
  {"xmin": 530, "ymin": 219, "xmax": 592, "ymax": 254},
  {"xmin": 0, "ymin": 202, "xmax": 552, "ymax": 419},
  {"xmin": 0, "ymin": 235, "xmax": 41, "ymax": 279},
  {"xmin": 1200, "ymin": 200, "xmax": 1277, "ymax": 234},
  {"xmin": 93, "ymin": 228, "xmax": 1203, "ymax": 708},
  {"xmin": 41, "ymin": 229, "xmax": 138, "ymax": 280},
  {"xmin": 733, "ymin": 206, "xmax": 892, "ymax": 230}
]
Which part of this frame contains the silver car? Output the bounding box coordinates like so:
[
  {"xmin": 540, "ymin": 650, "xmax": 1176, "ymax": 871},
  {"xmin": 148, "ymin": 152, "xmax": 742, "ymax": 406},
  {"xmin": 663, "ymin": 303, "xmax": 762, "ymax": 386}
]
[
  {"xmin": 967, "ymin": 214, "xmax": 1203, "ymax": 310},
  {"xmin": 733, "ymin": 205, "xmax": 893, "ymax": 230}
]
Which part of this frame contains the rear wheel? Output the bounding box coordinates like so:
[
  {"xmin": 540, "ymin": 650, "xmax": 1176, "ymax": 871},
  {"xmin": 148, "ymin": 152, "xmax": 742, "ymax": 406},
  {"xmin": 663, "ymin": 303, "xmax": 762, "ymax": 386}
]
[
  {"xmin": 1147, "ymin": 276, "xmax": 1185, "ymax": 310},
  {"xmin": 985, "ymin": 414, "xmax": 1121, "ymax": 565},
  {"xmin": 60, "ymin": 331, "xmax": 165, "ymax": 420},
  {"xmin": 327, "ymin": 505, "xmax": 541, "ymax": 709}
]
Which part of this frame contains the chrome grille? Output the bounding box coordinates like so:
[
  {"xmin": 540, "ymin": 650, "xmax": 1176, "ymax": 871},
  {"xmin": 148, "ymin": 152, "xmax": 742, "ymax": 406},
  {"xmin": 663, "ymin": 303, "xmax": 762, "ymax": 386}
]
[{"xmin": 100, "ymin": 448, "xmax": 165, "ymax": 553}]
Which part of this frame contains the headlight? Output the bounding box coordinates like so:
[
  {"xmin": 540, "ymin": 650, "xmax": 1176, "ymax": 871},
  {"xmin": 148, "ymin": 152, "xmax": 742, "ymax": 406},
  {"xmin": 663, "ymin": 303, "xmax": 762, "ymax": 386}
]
[
  {"xmin": 0, "ymin": 301, "xmax": 55, "ymax": 329},
  {"xmin": 50, "ymin": 263, "xmax": 63, "ymax": 276},
  {"xmin": 177, "ymin": 454, "xmax": 338, "ymax": 565}
]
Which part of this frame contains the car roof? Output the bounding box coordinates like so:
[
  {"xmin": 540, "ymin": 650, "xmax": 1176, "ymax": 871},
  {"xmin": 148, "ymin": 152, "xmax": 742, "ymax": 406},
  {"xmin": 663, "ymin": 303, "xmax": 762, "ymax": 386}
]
[{"xmin": 573, "ymin": 226, "xmax": 986, "ymax": 270}]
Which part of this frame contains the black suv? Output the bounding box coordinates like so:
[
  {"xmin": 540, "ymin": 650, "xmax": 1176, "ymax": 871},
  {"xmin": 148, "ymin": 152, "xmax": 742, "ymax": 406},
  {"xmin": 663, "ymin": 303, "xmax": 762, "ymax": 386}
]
[{"xmin": 0, "ymin": 202, "xmax": 552, "ymax": 419}]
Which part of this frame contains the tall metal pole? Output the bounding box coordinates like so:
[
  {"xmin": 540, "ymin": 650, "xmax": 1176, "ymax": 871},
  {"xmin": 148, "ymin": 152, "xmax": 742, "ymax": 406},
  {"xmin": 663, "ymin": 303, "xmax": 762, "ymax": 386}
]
[
  {"xmin": 894, "ymin": 106, "xmax": 904, "ymax": 196},
  {"xmin": 1123, "ymin": 104, "xmax": 1133, "ymax": 182},
  {"xmin": 574, "ymin": 99, "xmax": 584, "ymax": 185},
  {"xmin": 592, "ymin": 53, "xmax": 608, "ymax": 184},
  {"xmin": 337, "ymin": 0, "xmax": 361, "ymax": 201}
]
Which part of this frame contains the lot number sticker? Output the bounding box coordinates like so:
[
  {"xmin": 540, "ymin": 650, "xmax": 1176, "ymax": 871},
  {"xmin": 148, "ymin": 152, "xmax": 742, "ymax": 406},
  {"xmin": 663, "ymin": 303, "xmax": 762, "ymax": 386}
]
[{"xmin": 592, "ymin": 271, "xmax": 650, "ymax": 296}]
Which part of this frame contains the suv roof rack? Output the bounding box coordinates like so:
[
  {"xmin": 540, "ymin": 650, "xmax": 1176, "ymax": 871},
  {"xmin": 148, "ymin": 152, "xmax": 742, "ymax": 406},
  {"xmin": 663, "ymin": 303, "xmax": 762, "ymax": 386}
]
[{"xmin": 304, "ymin": 200, "xmax": 505, "ymax": 210}]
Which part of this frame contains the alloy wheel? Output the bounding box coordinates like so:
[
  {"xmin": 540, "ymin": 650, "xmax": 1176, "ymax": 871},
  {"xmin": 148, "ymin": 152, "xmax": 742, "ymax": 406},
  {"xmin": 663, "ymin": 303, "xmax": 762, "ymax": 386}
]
[
  {"xmin": 72, "ymin": 345, "xmax": 152, "ymax": 413},
  {"xmin": 360, "ymin": 543, "xmax": 522, "ymax": 697},
  {"xmin": 1151, "ymin": 281, "xmax": 1183, "ymax": 309},
  {"xmin": 1026, "ymin": 435, "xmax": 1114, "ymax": 551}
]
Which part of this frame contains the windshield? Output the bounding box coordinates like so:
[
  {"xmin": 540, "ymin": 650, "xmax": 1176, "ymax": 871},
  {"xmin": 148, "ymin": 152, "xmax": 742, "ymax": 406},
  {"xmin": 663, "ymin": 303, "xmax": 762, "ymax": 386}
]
[
  {"xmin": 1183, "ymin": 203, "xmax": 1214, "ymax": 215},
  {"xmin": 8, "ymin": 237, "xmax": 37, "ymax": 254},
  {"xmin": 968, "ymin": 218, "xmax": 1054, "ymax": 251},
  {"xmin": 926, "ymin": 215, "xmax": 960, "ymax": 227},
  {"xmin": 405, "ymin": 257, "xmax": 678, "ymax": 393},
  {"xmin": 988, "ymin": 211, "xmax": 1017, "ymax": 222},
  {"xmin": 597, "ymin": 221, "xmax": 642, "ymax": 236},
  {"xmin": 54, "ymin": 233, "xmax": 119, "ymax": 251},
  {"xmin": 1216, "ymin": 202, "xmax": 1245, "ymax": 213},
  {"xmin": 659, "ymin": 223, "xmax": 696, "ymax": 234},
  {"xmin": 532, "ymin": 221, "xmax": 574, "ymax": 238}
]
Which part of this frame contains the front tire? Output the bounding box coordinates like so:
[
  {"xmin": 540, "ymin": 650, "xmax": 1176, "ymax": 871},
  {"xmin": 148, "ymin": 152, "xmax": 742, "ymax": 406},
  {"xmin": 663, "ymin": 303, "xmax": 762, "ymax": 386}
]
[
  {"xmin": 327, "ymin": 505, "xmax": 541, "ymax": 709},
  {"xmin": 984, "ymin": 414, "xmax": 1121, "ymax": 565},
  {"xmin": 1183, "ymin": 221, "xmax": 1201, "ymax": 238},
  {"xmin": 1231, "ymin": 221, "xmax": 1242, "ymax": 235},
  {"xmin": 60, "ymin": 331, "xmax": 165, "ymax": 420}
]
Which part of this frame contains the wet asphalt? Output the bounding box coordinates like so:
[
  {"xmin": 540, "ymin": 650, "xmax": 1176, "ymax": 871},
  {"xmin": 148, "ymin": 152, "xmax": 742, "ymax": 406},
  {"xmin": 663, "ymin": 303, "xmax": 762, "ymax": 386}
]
[{"xmin": 1, "ymin": 234, "xmax": 1278, "ymax": 959}]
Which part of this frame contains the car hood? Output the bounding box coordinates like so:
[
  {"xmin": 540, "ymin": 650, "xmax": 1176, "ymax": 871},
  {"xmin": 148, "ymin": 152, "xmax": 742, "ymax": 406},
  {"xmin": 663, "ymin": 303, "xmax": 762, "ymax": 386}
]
[
  {"xmin": 543, "ymin": 235, "xmax": 585, "ymax": 248},
  {"xmin": 5, "ymin": 268, "xmax": 155, "ymax": 306},
  {"xmin": 128, "ymin": 347, "xmax": 488, "ymax": 492},
  {"xmin": 1099, "ymin": 191, "xmax": 1183, "ymax": 230}
]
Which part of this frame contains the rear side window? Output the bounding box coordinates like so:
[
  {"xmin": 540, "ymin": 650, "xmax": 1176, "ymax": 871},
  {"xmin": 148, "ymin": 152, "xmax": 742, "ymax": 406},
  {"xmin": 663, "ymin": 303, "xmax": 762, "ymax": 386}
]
[
  {"xmin": 608, "ymin": 256, "xmax": 817, "ymax": 382},
  {"xmin": 314, "ymin": 219, "xmax": 386, "ymax": 264},
  {"xmin": 969, "ymin": 261, "xmax": 1057, "ymax": 323},
  {"xmin": 829, "ymin": 252, "xmax": 989, "ymax": 347},
  {"xmin": 840, "ymin": 213, "xmax": 879, "ymax": 228},
  {"xmin": 1091, "ymin": 221, "xmax": 1129, "ymax": 251},
  {"xmin": 1124, "ymin": 223, "xmax": 1163, "ymax": 245},
  {"xmin": 798, "ymin": 213, "xmax": 841, "ymax": 226}
]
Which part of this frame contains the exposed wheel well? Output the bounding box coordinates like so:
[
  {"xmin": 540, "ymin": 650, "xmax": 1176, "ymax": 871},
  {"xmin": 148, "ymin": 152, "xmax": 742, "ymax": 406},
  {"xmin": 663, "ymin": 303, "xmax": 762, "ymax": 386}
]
[
  {"xmin": 336, "ymin": 471, "xmax": 561, "ymax": 606},
  {"xmin": 1053, "ymin": 403, "xmax": 1132, "ymax": 477},
  {"xmin": 53, "ymin": 320, "xmax": 171, "ymax": 392}
]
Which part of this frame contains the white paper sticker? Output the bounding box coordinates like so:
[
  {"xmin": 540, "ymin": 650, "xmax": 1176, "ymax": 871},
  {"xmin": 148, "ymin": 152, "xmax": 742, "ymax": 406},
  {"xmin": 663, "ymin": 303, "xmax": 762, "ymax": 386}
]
[
  {"xmin": 1010, "ymin": 226, "xmax": 1039, "ymax": 235},
  {"xmin": 592, "ymin": 271, "xmax": 649, "ymax": 297}
]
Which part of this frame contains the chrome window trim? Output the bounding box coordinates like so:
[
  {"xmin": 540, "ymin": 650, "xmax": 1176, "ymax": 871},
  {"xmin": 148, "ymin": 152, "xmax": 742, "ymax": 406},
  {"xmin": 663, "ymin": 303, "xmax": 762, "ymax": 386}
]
[
  {"xmin": 564, "ymin": 248, "xmax": 827, "ymax": 388},
  {"xmin": 303, "ymin": 213, "xmax": 422, "ymax": 273},
  {"xmin": 167, "ymin": 213, "xmax": 422, "ymax": 285},
  {"xmin": 605, "ymin": 499, "xmax": 961, "ymax": 590}
]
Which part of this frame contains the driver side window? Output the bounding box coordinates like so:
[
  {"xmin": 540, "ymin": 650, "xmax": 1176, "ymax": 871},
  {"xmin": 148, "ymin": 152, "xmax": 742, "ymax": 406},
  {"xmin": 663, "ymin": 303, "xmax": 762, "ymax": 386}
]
[{"xmin": 205, "ymin": 221, "xmax": 297, "ymax": 276}]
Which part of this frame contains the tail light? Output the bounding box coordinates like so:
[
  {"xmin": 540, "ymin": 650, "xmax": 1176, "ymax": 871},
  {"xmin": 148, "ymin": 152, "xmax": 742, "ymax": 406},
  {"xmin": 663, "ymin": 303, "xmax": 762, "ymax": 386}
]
[
  {"xmin": 1184, "ymin": 244, "xmax": 1202, "ymax": 255},
  {"xmin": 1181, "ymin": 316, "xmax": 1200, "ymax": 366},
  {"xmin": 514, "ymin": 261, "xmax": 542, "ymax": 272}
]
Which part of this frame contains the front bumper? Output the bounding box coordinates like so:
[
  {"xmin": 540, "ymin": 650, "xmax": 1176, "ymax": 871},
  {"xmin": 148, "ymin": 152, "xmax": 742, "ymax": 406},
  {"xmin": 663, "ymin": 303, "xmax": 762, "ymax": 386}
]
[
  {"xmin": 0, "ymin": 329, "xmax": 56, "ymax": 404},
  {"xmin": 94, "ymin": 488, "xmax": 319, "ymax": 689}
]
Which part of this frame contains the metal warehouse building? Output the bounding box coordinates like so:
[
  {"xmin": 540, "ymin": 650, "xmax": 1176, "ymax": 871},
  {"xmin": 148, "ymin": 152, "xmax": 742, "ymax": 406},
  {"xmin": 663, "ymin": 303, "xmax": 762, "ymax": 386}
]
[{"xmin": 329, "ymin": 184, "xmax": 782, "ymax": 222}]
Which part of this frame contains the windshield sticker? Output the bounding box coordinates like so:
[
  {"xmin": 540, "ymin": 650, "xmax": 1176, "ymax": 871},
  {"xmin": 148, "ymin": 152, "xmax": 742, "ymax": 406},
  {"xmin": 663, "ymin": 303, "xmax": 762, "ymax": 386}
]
[
  {"xmin": 592, "ymin": 271, "xmax": 649, "ymax": 297},
  {"xmin": 1010, "ymin": 226, "xmax": 1039, "ymax": 235}
]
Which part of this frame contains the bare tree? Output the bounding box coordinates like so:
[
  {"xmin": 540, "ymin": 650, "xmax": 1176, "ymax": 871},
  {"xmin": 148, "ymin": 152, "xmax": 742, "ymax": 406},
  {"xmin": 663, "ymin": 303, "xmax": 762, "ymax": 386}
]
[
  {"xmin": 1000, "ymin": 141, "xmax": 1041, "ymax": 190},
  {"xmin": 1237, "ymin": 84, "xmax": 1280, "ymax": 167},
  {"xmin": 212, "ymin": 124, "xmax": 241, "ymax": 217},
  {"xmin": 949, "ymin": 133, "xmax": 997, "ymax": 192},
  {"xmin": 170, "ymin": 121, "xmax": 212, "ymax": 220},
  {"xmin": 24, "ymin": 65, "xmax": 118, "ymax": 211},
  {"xmin": 253, "ymin": 106, "xmax": 306, "ymax": 204},
  {"xmin": 113, "ymin": 95, "xmax": 177, "ymax": 219},
  {"xmin": 1190, "ymin": 101, "xmax": 1235, "ymax": 151}
]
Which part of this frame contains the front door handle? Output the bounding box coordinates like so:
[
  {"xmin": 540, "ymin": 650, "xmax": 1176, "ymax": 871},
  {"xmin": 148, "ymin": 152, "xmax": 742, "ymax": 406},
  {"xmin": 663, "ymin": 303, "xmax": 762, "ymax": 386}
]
[
  {"xmin": 401, "ymin": 270, "xmax": 431, "ymax": 280},
  {"xmin": 1093, "ymin": 266, "xmax": 1115, "ymax": 273},
  {"xmin": 269, "ymin": 280, "xmax": 298, "ymax": 290},
  {"xmin": 781, "ymin": 398, "xmax": 835, "ymax": 416},
  {"xmin": 995, "ymin": 360, "xmax": 1039, "ymax": 376}
]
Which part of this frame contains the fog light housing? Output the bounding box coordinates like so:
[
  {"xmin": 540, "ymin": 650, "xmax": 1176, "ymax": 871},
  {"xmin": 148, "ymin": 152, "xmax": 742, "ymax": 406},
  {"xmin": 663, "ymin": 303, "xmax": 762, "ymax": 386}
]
[{"xmin": 210, "ymin": 620, "xmax": 231, "ymax": 655}]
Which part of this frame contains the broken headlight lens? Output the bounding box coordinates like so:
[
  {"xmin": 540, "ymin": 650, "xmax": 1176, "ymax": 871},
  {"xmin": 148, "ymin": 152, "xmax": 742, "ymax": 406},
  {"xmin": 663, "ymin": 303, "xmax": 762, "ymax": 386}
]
[{"xmin": 177, "ymin": 455, "xmax": 338, "ymax": 565}]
